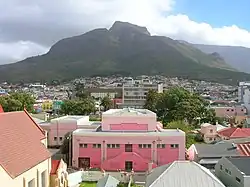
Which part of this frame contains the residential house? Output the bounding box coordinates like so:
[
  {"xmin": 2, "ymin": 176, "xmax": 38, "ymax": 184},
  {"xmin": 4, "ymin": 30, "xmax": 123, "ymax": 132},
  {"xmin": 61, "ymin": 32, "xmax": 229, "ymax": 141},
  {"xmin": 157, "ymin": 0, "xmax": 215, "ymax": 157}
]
[
  {"xmin": 218, "ymin": 127, "xmax": 250, "ymax": 140},
  {"xmin": 97, "ymin": 174, "xmax": 120, "ymax": 187},
  {"xmin": 187, "ymin": 142, "xmax": 241, "ymax": 169},
  {"xmin": 215, "ymin": 156, "xmax": 250, "ymax": 187},
  {"xmin": 212, "ymin": 106, "xmax": 246, "ymax": 119},
  {"xmin": 0, "ymin": 110, "xmax": 51, "ymax": 187},
  {"xmin": 200, "ymin": 123, "xmax": 228, "ymax": 143},
  {"xmin": 50, "ymin": 159, "xmax": 68, "ymax": 187},
  {"xmin": 39, "ymin": 115, "xmax": 100, "ymax": 147},
  {"xmin": 145, "ymin": 161, "xmax": 226, "ymax": 187},
  {"xmin": 72, "ymin": 108, "xmax": 185, "ymax": 172}
]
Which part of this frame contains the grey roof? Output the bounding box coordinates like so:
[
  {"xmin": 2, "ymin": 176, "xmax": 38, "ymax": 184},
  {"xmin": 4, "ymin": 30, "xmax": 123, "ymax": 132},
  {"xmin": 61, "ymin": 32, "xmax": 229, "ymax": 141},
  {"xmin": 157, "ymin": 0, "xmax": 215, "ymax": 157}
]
[
  {"xmin": 145, "ymin": 161, "xmax": 226, "ymax": 187},
  {"xmin": 195, "ymin": 142, "xmax": 241, "ymax": 158},
  {"xmin": 97, "ymin": 174, "xmax": 120, "ymax": 187},
  {"xmin": 146, "ymin": 164, "xmax": 171, "ymax": 187},
  {"xmin": 216, "ymin": 137, "xmax": 250, "ymax": 144},
  {"xmin": 227, "ymin": 156, "xmax": 250, "ymax": 175}
]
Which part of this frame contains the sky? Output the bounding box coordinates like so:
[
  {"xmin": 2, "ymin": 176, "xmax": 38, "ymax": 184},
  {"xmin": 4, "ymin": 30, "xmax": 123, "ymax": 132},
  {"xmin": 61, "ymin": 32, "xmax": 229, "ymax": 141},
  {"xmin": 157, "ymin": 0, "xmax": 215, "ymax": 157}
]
[{"xmin": 1, "ymin": 0, "xmax": 250, "ymax": 64}]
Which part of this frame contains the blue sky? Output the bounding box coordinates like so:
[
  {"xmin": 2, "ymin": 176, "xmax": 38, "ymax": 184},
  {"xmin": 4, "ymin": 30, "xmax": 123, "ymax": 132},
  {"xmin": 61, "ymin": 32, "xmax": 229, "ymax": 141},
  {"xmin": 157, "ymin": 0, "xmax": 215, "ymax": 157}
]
[{"xmin": 174, "ymin": 0, "xmax": 250, "ymax": 30}]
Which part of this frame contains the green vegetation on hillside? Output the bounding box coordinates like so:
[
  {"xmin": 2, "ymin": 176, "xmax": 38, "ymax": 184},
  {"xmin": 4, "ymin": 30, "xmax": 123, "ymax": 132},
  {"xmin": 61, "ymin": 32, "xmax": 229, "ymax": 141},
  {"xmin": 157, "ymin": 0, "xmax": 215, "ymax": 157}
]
[{"xmin": 0, "ymin": 21, "xmax": 247, "ymax": 85}]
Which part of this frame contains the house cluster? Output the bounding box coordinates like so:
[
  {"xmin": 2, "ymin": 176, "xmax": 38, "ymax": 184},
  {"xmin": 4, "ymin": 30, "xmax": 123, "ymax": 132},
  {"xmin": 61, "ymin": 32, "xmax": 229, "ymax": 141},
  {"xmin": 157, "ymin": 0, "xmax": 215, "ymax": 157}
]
[{"xmin": 3, "ymin": 102, "xmax": 250, "ymax": 187}]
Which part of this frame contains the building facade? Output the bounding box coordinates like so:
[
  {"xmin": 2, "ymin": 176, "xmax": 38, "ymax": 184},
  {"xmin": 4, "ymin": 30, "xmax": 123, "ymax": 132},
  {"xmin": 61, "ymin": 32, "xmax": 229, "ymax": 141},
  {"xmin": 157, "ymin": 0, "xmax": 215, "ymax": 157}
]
[
  {"xmin": 72, "ymin": 108, "xmax": 185, "ymax": 172},
  {"xmin": 119, "ymin": 78, "xmax": 163, "ymax": 109}
]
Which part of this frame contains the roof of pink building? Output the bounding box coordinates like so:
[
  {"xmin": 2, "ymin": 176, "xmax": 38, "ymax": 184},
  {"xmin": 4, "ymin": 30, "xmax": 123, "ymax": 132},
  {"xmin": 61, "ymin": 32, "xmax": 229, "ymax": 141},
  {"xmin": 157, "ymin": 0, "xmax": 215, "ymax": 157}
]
[
  {"xmin": 0, "ymin": 111, "xmax": 51, "ymax": 178},
  {"xmin": 218, "ymin": 128, "xmax": 250, "ymax": 138}
]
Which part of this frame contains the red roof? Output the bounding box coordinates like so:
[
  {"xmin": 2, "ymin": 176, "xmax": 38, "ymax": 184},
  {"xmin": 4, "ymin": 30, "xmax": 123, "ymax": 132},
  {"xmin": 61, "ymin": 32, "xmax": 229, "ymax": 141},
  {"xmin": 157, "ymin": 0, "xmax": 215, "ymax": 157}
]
[
  {"xmin": 0, "ymin": 105, "xmax": 3, "ymax": 113},
  {"xmin": 0, "ymin": 111, "xmax": 51, "ymax": 178},
  {"xmin": 218, "ymin": 127, "xmax": 250, "ymax": 138},
  {"xmin": 238, "ymin": 144, "xmax": 250, "ymax": 156},
  {"xmin": 50, "ymin": 160, "xmax": 60, "ymax": 175}
]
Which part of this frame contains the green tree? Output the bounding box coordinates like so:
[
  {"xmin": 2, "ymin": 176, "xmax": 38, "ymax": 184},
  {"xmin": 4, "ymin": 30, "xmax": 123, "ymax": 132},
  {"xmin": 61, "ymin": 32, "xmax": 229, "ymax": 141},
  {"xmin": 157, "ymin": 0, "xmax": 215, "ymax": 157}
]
[
  {"xmin": 60, "ymin": 98, "xmax": 96, "ymax": 115},
  {"xmin": 145, "ymin": 87, "xmax": 216, "ymax": 124},
  {"xmin": 144, "ymin": 89, "xmax": 159, "ymax": 112},
  {"xmin": 0, "ymin": 92, "xmax": 35, "ymax": 112},
  {"xmin": 101, "ymin": 95, "xmax": 112, "ymax": 111}
]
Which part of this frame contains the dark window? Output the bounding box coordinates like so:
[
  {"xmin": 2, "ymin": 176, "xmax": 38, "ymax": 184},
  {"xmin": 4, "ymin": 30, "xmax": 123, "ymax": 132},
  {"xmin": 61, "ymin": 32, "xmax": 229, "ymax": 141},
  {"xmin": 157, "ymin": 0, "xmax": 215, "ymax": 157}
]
[
  {"xmin": 107, "ymin": 144, "xmax": 111, "ymax": 148},
  {"xmin": 220, "ymin": 165, "xmax": 223, "ymax": 170},
  {"xmin": 59, "ymin": 137, "xmax": 63, "ymax": 141},
  {"xmin": 170, "ymin": 144, "xmax": 179, "ymax": 148},
  {"xmin": 226, "ymin": 109, "xmax": 229, "ymax": 111},
  {"xmin": 236, "ymin": 177, "xmax": 241, "ymax": 183},
  {"xmin": 54, "ymin": 137, "xmax": 57, "ymax": 141},
  {"xmin": 125, "ymin": 144, "xmax": 132, "ymax": 152},
  {"xmin": 79, "ymin": 144, "xmax": 83, "ymax": 148},
  {"xmin": 231, "ymin": 109, "xmax": 234, "ymax": 112},
  {"xmin": 139, "ymin": 144, "xmax": 143, "ymax": 148},
  {"xmin": 148, "ymin": 144, "xmax": 151, "ymax": 148},
  {"xmin": 125, "ymin": 161, "xmax": 133, "ymax": 171},
  {"xmin": 80, "ymin": 144, "xmax": 87, "ymax": 148},
  {"xmin": 93, "ymin": 144, "xmax": 101, "ymax": 148},
  {"xmin": 157, "ymin": 144, "xmax": 165, "ymax": 148}
]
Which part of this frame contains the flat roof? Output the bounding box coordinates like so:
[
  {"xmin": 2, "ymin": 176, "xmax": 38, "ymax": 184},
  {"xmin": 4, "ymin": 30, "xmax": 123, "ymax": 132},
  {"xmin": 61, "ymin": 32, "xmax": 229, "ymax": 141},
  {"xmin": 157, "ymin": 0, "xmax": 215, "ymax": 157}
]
[
  {"xmin": 73, "ymin": 127, "xmax": 185, "ymax": 137},
  {"xmin": 103, "ymin": 108, "xmax": 155, "ymax": 116},
  {"xmin": 51, "ymin": 115, "xmax": 89, "ymax": 122},
  {"xmin": 227, "ymin": 156, "xmax": 250, "ymax": 175}
]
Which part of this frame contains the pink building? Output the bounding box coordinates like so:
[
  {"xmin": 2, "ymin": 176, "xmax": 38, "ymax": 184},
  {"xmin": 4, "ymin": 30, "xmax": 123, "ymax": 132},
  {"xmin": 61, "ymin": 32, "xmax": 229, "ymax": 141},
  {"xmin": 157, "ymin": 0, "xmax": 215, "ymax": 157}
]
[
  {"xmin": 40, "ymin": 116, "xmax": 100, "ymax": 147},
  {"xmin": 72, "ymin": 108, "xmax": 185, "ymax": 172},
  {"xmin": 212, "ymin": 106, "xmax": 246, "ymax": 118}
]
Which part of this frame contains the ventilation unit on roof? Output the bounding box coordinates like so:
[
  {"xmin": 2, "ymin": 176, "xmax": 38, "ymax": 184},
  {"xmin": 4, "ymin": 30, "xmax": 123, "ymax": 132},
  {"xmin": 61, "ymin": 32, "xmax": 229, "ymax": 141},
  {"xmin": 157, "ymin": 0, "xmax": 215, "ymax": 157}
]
[{"xmin": 232, "ymin": 143, "xmax": 237, "ymax": 149}]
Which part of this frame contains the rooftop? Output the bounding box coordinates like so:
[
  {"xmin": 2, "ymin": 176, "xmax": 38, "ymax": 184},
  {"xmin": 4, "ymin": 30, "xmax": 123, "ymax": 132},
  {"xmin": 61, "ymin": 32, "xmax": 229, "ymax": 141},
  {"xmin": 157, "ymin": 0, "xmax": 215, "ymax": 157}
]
[
  {"xmin": 146, "ymin": 161, "xmax": 225, "ymax": 187},
  {"xmin": 226, "ymin": 156, "xmax": 250, "ymax": 175},
  {"xmin": 51, "ymin": 115, "xmax": 89, "ymax": 122},
  {"xmin": 103, "ymin": 108, "xmax": 155, "ymax": 116}
]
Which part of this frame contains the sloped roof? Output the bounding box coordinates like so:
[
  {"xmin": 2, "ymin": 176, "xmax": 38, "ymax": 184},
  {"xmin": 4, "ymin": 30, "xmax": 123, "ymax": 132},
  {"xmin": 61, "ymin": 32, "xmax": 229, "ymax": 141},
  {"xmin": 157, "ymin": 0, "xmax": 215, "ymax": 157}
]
[
  {"xmin": 226, "ymin": 156, "xmax": 250, "ymax": 175},
  {"xmin": 146, "ymin": 161, "xmax": 226, "ymax": 187},
  {"xmin": 97, "ymin": 174, "xmax": 120, "ymax": 187},
  {"xmin": 0, "ymin": 111, "xmax": 51, "ymax": 178},
  {"xmin": 50, "ymin": 160, "xmax": 60, "ymax": 174},
  {"xmin": 218, "ymin": 128, "xmax": 250, "ymax": 138},
  {"xmin": 194, "ymin": 142, "xmax": 241, "ymax": 158}
]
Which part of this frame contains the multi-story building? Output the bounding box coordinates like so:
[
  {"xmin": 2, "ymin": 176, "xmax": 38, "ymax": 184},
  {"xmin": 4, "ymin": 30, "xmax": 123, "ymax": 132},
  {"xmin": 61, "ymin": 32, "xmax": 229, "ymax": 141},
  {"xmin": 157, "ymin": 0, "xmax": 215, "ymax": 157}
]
[
  {"xmin": 118, "ymin": 78, "xmax": 163, "ymax": 109},
  {"xmin": 238, "ymin": 82, "xmax": 250, "ymax": 103},
  {"xmin": 72, "ymin": 108, "xmax": 185, "ymax": 172}
]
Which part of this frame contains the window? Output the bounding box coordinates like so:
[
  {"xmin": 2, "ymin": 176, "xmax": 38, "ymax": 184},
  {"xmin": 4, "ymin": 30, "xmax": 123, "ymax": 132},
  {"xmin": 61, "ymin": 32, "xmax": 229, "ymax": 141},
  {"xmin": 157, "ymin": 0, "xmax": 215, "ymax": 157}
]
[
  {"xmin": 125, "ymin": 144, "xmax": 132, "ymax": 152},
  {"xmin": 41, "ymin": 170, "xmax": 47, "ymax": 187},
  {"xmin": 59, "ymin": 137, "xmax": 63, "ymax": 141},
  {"xmin": 79, "ymin": 144, "xmax": 88, "ymax": 148},
  {"xmin": 54, "ymin": 137, "xmax": 57, "ymax": 141},
  {"xmin": 210, "ymin": 129, "xmax": 213, "ymax": 133},
  {"xmin": 209, "ymin": 138, "xmax": 213, "ymax": 141},
  {"xmin": 93, "ymin": 144, "xmax": 101, "ymax": 148},
  {"xmin": 170, "ymin": 144, "xmax": 179, "ymax": 149},
  {"xmin": 28, "ymin": 179, "xmax": 35, "ymax": 187},
  {"xmin": 225, "ymin": 168, "xmax": 231, "ymax": 175},
  {"xmin": 226, "ymin": 109, "xmax": 229, "ymax": 111},
  {"xmin": 139, "ymin": 144, "xmax": 151, "ymax": 148},
  {"xmin": 236, "ymin": 177, "xmax": 241, "ymax": 183},
  {"xmin": 231, "ymin": 109, "xmax": 234, "ymax": 112},
  {"xmin": 107, "ymin": 144, "xmax": 120, "ymax": 148},
  {"xmin": 157, "ymin": 144, "xmax": 165, "ymax": 149},
  {"xmin": 139, "ymin": 144, "xmax": 143, "ymax": 148},
  {"xmin": 220, "ymin": 165, "xmax": 223, "ymax": 170}
]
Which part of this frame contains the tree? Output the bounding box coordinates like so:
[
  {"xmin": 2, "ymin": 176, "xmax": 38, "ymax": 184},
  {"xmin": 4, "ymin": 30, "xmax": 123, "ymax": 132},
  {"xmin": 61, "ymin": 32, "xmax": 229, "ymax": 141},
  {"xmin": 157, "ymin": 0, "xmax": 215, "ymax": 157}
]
[
  {"xmin": 101, "ymin": 95, "xmax": 112, "ymax": 111},
  {"xmin": 145, "ymin": 87, "xmax": 216, "ymax": 124},
  {"xmin": 0, "ymin": 92, "xmax": 35, "ymax": 112},
  {"xmin": 60, "ymin": 98, "xmax": 96, "ymax": 115},
  {"xmin": 144, "ymin": 89, "xmax": 159, "ymax": 112}
]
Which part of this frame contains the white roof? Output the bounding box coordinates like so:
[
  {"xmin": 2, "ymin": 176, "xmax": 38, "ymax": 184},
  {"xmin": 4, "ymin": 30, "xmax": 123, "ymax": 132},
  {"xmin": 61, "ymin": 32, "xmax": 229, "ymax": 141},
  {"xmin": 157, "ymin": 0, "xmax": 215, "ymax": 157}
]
[
  {"xmin": 201, "ymin": 123, "xmax": 212, "ymax": 127},
  {"xmin": 103, "ymin": 108, "xmax": 155, "ymax": 116},
  {"xmin": 51, "ymin": 115, "xmax": 89, "ymax": 122},
  {"xmin": 147, "ymin": 161, "xmax": 225, "ymax": 187}
]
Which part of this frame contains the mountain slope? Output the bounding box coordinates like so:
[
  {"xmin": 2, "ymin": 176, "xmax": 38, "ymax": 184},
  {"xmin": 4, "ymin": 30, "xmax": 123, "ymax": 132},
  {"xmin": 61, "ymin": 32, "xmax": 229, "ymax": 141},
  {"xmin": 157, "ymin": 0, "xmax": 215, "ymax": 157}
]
[
  {"xmin": 0, "ymin": 21, "xmax": 247, "ymax": 85},
  {"xmin": 193, "ymin": 44, "xmax": 250, "ymax": 73}
]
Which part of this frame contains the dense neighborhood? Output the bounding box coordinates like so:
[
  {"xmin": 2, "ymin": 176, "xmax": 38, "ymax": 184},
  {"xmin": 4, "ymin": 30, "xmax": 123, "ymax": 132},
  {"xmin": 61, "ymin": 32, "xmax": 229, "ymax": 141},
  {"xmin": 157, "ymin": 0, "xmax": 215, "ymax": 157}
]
[{"xmin": 0, "ymin": 76, "xmax": 250, "ymax": 187}]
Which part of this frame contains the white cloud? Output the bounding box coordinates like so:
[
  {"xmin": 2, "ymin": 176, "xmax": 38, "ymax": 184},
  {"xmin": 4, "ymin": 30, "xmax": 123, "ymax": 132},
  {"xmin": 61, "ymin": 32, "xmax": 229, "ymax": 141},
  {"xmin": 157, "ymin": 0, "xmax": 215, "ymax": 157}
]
[
  {"xmin": 0, "ymin": 0, "xmax": 250, "ymax": 63},
  {"xmin": 0, "ymin": 41, "xmax": 48, "ymax": 64}
]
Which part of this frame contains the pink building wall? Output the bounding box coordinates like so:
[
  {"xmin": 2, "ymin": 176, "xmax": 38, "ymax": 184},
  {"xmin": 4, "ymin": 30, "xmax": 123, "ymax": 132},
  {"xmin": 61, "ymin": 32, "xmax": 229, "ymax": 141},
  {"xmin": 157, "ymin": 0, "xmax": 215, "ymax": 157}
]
[
  {"xmin": 102, "ymin": 115, "xmax": 157, "ymax": 131},
  {"xmin": 213, "ymin": 106, "xmax": 246, "ymax": 118},
  {"xmin": 72, "ymin": 133, "xmax": 185, "ymax": 171},
  {"xmin": 110, "ymin": 123, "xmax": 148, "ymax": 130}
]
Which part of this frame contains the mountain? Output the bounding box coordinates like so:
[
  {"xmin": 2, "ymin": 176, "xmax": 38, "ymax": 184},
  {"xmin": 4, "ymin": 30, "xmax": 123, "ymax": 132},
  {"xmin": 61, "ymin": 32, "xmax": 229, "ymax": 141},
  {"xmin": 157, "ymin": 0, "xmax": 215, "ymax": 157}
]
[
  {"xmin": 0, "ymin": 21, "xmax": 249, "ymax": 85},
  {"xmin": 193, "ymin": 44, "xmax": 250, "ymax": 73}
]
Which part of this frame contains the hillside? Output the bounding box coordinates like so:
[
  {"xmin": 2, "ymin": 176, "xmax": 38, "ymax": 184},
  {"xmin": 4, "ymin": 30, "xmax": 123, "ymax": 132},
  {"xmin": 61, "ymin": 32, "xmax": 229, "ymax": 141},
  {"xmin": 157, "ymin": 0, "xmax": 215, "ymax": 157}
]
[
  {"xmin": 193, "ymin": 44, "xmax": 250, "ymax": 73},
  {"xmin": 0, "ymin": 21, "xmax": 248, "ymax": 85}
]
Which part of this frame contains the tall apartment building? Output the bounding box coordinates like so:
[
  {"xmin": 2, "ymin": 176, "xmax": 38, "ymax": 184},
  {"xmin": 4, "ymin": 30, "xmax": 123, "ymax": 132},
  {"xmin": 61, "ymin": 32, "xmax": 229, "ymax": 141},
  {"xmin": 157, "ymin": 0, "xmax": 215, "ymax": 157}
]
[
  {"xmin": 118, "ymin": 77, "xmax": 163, "ymax": 109},
  {"xmin": 238, "ymin": 82, "xmax": 250, "ymax": 114}
]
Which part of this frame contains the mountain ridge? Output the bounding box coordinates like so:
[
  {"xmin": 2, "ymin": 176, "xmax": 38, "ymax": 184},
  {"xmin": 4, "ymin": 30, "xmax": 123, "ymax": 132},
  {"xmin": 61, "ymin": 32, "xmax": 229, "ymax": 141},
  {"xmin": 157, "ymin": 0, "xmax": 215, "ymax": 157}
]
[{"xmin": 0, "ymin": 21, "xmax": 248, "ymax": 85}]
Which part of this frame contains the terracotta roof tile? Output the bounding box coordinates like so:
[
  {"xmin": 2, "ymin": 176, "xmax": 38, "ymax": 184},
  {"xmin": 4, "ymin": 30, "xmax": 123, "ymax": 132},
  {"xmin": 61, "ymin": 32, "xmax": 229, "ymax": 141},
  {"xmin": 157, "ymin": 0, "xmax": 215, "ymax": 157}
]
[
  {"xmin": 50, "ymin": 160, "xmax": 60, "ymax": 175},
  {"xmin": 218, "ymin": 128, "xmax": 250, "ymax": 138},
  {"xmin": 0, "ymin": 111, "xmax": 51, "ymax": 178}
]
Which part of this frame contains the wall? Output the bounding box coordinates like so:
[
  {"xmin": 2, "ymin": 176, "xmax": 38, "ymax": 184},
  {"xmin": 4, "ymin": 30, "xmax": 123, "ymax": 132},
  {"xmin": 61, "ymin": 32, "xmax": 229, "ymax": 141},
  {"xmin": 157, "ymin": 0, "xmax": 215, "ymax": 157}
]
[
  {"xmin": 48, "ymin": 121, "xmax": 77, "ymax": 146},
  {"xmin": 72, "ymin": 133, "xmax": 185, "ymax": 171},
  {"xmin": 102, "ymin": 115, "xmax": 157, "ymax": 131},
  {"xmin": 215, "ymin": 158, "xmax": 245, "ymax": 187},
  {"xmin": 110, "ymin": 123, "xmax": 148, "ymax": 131},
  {"xmin": 67, "ymin": 171, "xmax": 83, "ymax": 187},
  {"xmin": 0, "ymin": 158, "xmax": 51, "ymax": 187},
  {"xmin": 213, "ymin": 106, "xmax": 246, "ymax": 118}
]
